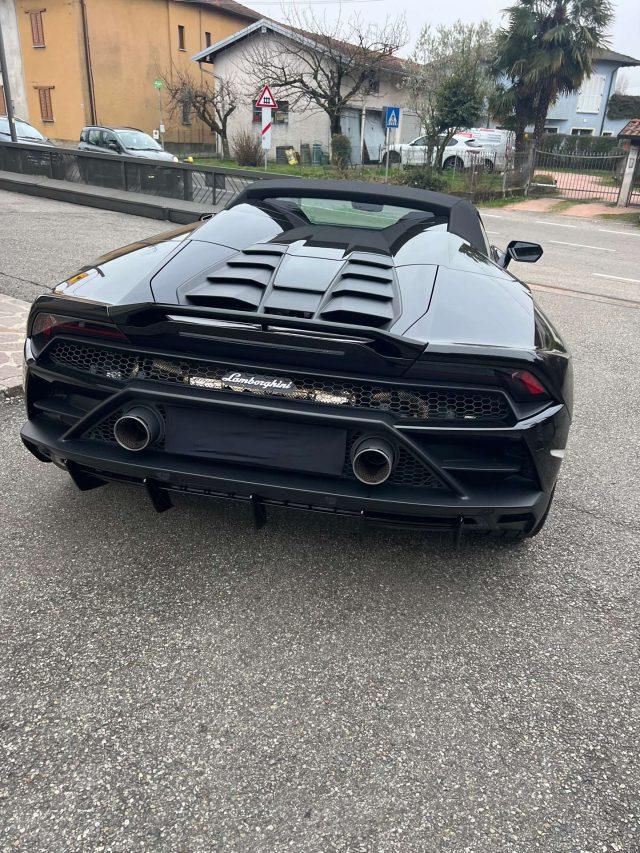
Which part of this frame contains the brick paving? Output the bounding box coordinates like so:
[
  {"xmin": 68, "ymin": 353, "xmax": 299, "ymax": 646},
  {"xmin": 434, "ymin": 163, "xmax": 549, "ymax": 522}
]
[{"xmin": 0, "ymin": 293, "xmax": 30, "ymax": 397}]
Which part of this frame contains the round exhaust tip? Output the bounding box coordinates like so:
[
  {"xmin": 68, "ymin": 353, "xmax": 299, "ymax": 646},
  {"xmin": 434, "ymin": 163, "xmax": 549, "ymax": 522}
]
[
  {"xmin": 114, "ymin": 406, "xmax": 162, "ymax": 452},
  {"xmin": 351, "ymin": 437, "xmax": 395, "ymax": 485}
]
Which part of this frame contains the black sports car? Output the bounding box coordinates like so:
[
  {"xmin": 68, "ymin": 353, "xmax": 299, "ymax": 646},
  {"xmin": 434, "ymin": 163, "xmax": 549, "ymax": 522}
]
[{"xmin": 21, "ymin": 180, "xmax": 572, "ymax": 540}]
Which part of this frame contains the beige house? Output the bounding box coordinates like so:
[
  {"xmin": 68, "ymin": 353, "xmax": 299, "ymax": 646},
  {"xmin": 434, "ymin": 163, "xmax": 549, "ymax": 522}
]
[{"xmin": 192, "ymin": 19, "xmax": 420, "ymax": 164}]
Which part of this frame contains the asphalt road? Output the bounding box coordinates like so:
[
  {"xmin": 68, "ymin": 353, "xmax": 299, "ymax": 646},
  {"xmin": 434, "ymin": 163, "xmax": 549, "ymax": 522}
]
[{"xmin": 1, "ymin": 192, "xmax": 640, "ymax": 852}]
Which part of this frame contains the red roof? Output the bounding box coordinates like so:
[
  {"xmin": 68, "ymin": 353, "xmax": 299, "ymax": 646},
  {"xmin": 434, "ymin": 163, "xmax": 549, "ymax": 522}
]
[{"xmin": 618, "ymin": 119, "xmax": 640, "ymax": 140}]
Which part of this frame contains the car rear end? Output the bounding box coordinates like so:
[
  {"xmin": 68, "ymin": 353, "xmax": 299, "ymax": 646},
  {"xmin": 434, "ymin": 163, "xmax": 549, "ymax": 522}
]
[{"xmin": 21, "ymin": 298, "xmax": 570, "ymax": 538}]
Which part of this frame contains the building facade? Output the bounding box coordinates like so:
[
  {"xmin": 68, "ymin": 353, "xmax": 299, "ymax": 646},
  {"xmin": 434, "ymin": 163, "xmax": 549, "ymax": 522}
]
[
  {"xmin": 193, "ymin": 20, "xmax": 421, "ymax": 164},
  {"xmin": 2, "ymin": 0, "xmax": 259, "ymax": 145},
  {"xmin": 542, "ymin": 49, "xmax": 640, "ymax": 137}
]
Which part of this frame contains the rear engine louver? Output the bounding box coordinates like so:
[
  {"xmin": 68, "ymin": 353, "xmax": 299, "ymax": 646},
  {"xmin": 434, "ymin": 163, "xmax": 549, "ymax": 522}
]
[
  {"xmin": 185, "ymin": 244, "xmax": 286, "ymax": 311},
  {"xmin": 182, "ymin": 247, "xmax": 399, "ymax": 329},
  {"xmin": 320, "ymin": 254, "xmax": 396, "ymax": 328}
]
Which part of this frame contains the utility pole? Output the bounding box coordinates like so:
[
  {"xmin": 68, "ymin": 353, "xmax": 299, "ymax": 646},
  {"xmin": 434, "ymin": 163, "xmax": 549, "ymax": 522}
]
[{"xmin": 0, "ymin": 13, "xmax": 18, "ymax": 142}]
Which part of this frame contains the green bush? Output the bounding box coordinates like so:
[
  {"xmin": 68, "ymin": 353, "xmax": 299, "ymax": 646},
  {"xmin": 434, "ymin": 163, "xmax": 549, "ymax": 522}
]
[
  {"xmin": 539, "ymin": 133, "xmax": 623, "ymax": 157},
  {"xmin": 331, "ymin": 134, "xmax": 352, "ymax": 169},
  {"xmin": 607, "ymin": 94, "xmax": 640, "ymax": 120},
  {"xmin": 393, "ymin": 167, "xmax": 447, "ymax": 192},
  {"xmin": 532, "ymin": 173, "xmax": 556, "ymax": 185},
  {"xmin": 232, "ymin": 130, "xmax": 263, "ymax": 167}
]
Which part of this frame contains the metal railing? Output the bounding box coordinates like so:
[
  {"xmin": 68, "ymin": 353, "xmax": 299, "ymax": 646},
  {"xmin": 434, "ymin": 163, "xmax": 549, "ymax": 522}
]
[
  {"xmin": 0, "ymin": 140, "xmax": 283, "ymax": 209},
  {"xmin": 532, "ymin": 149, "xmax": 626, "ymax": 202}
]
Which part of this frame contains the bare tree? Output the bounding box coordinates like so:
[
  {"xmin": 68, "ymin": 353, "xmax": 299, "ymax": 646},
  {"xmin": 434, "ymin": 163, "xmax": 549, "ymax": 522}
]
[
  {"xmin": 162, "ymin": 69, "xmax": 238, "ymax": 159},
  {"xmin": 244, "ymin": 10, "xmax": 408, "ymax": 136}
]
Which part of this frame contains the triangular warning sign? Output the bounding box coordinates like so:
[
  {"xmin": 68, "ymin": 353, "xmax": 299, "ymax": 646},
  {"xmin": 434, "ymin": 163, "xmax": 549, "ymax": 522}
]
[
  {"xmin": 256, "ymin": 84, "xmax": 279, "ymax": 110},
  {"xmin": 388, "ymin": 112, "xmax": 398, "ymax": 127}
]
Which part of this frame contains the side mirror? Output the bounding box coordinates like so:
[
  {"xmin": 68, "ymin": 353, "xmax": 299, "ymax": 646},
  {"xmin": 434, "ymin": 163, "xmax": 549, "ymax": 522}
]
[
  {"xmin": 107, "ymin": 140, "xmax": 120, "ymax": 152},
  {"xmin": 501, "ymin": 240, "xmax": 543, "ymax": 267}
]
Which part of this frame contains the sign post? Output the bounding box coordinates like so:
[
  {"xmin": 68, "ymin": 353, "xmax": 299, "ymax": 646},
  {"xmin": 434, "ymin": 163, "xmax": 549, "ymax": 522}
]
[
  {"xmin": 256, "ymin": 84, "xmax": 278, "ymax": 171},
  {"xmin": 384, "ymin": 106, "xmax": 400, "ymax": 183},
  {"xmin": 154, "ymin": 78, "xmax": 165, "ymax": 149}
]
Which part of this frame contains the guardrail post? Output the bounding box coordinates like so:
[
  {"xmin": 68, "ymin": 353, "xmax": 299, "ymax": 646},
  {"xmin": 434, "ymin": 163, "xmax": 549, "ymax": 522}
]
[
  {"xmin": 183, "ymin": 168, "xmax": 193, "ymax": 201},
  {"xmin": 121, "ymin": 161, "xmax": 127, "ymax": 191}
]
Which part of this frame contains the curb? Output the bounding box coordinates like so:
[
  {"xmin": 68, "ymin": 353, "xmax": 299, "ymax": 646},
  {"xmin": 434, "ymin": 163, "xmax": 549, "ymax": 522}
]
[{"xmin": 1, "ymin": 383, "xmax": 23, "ymax": 400}]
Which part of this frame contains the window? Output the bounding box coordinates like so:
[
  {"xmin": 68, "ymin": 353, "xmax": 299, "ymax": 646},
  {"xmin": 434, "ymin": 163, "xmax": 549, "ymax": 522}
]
[
  {"xmin": 271, "ymin": 196, "xmax": 447, "ymax": 231},
  {"xmin": 0, "ymin": 86, "xmax": 6, "ymax": 116},
  {"xmin": 544, "ymin": 126, "xmax": 559, "ymax": 134},
  {"xmin": 87, "ymin": 128, "xmax": 102, "ymax": 146},
  {"xmin": 182, "ymin": 101, "xmax": 192, "ymax": 125},
  {"xmin": 178, "ymin": 25, "xmax": 185, "ymax": 50},
  {"xmin": 571, "ymin": 127, "xmax": 594, "ymax": 136},
  {"xmin": 252, "ymin": 100, "xmax": 289, "ymax": 124},
  {"xmin": 28, "ymin": 10, "xmax": 46, "ymax": 47},
  {"xmin": 602, "ymin": 131, "xmax": 613, "ymax": 137},
  {"xmin": 366, "ymin": 75, "xmax": 379, "ymax": 95},
  {"xmin": 35, "ymin": 86, "xmax": 54, "ymax": 122},
  {"xmin": 410, "ymin": 136, "xmax": 427, "ymax": 146},
  {"xmin": 205, "ymin": 31, "xmax": 212, "ymax": 48},
  {"xmin": 576, "ymin": 74, "xmax": 606, "ymax": 114}
]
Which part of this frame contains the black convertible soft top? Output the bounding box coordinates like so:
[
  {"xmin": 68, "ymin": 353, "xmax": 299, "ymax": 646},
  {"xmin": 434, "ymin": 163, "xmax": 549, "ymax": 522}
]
[{"xmin": 230, "ymin": 178, "xmax": 486, "ymax": 253}]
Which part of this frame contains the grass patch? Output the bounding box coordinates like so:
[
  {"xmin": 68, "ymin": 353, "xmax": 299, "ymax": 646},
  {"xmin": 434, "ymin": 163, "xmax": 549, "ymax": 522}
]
[{"xmin": 598, "ymin": 211, "xmax": 640, "ymax": 226}]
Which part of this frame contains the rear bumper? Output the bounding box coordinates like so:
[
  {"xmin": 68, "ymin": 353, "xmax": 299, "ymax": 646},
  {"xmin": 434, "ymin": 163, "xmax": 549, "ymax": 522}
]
[{"xmin": 21, "ymin": 375, "xmax": 565, "ymax": 534}]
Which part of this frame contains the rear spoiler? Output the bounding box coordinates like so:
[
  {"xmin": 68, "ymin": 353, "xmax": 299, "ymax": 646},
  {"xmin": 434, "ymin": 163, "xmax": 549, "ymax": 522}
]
[{"xmin": 106, "ymin": 303, "xmax": 425, "ymax": 361}]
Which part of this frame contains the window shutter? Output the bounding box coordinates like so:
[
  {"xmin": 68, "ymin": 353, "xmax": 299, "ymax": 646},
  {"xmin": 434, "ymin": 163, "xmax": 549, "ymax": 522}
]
[
  {"xmin": 0, "ymin": 86, "xmax": 6, "ymax": 116},
  {"xmin": 576, "ymin": 74, "xmax": 606, "ymax": 114},
  {"xmin": 36, "ymin": 86, "xmax": 54, "ymax": 122},
  {"xmin": 29, "ymin": 11, "xmax": 45, "ymax": 47}
]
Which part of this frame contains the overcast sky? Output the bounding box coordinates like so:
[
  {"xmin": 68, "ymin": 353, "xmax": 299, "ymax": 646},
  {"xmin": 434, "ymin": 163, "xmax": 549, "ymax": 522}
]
[{"xmin": 247, "ymin": 0, "xmax": 640, "ymax": 94}]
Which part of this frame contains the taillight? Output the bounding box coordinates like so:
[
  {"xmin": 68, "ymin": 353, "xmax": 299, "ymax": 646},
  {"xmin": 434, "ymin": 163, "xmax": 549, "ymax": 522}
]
[
  {"xmin": 30, "ymin": 312, "xmax": 127, "ymax": 354},
  {"xmin": 511, "ymin": 370, "xmax": 547, "ymax": 396}
]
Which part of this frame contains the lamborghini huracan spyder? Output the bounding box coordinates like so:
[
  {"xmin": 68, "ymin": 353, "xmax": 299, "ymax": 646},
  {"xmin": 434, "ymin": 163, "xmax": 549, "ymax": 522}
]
[{"xmin": 21, "ymin": 180, "xmax": 572, "ymax": 540}]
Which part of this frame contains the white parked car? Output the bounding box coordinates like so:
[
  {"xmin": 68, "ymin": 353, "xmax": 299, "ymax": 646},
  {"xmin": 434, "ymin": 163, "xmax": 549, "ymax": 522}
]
[{"xmin": 382, "ymin": 129, "xmax": 513, "ymax": 172}]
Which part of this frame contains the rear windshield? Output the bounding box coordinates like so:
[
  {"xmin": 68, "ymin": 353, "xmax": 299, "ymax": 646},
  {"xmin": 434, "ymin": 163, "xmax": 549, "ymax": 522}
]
[{"xmin": 271, "ymin": 197, "xmax": 439, "ymax": 230}]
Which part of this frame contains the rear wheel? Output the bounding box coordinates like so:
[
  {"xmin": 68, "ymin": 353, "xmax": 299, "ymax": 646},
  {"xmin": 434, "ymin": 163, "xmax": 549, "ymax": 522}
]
[
  {"xmin": 484, "ymin": 159, "xmax": 495, "ymax": 172},
  {"xmin": 386, "ymin": 150, "xmax": 401, "ymax": 166},
  {"xmin": 443, "ymin": 156, "xmax": 464, "ymax": 170}
]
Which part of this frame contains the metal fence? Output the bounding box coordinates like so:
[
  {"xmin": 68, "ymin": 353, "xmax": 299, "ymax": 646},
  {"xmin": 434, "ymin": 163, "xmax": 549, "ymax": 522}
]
[
  {"xmin": 532, "ymin": 149, "xmax": 626, "ymax": 202},
  {"xmin": 0, "ymin": 140, "xmax": 276, "ymax": 209}
]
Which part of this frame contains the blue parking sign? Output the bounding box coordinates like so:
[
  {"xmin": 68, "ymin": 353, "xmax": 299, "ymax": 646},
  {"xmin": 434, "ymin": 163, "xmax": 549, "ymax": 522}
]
[{"xmin": 385, "ymin": 106, "xmax": 400, "ymax": 129}]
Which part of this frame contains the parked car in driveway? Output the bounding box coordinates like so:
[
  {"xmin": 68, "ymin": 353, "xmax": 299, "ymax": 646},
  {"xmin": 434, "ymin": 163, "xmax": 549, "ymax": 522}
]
[
  {"xmin": 78, "ymin": 126, "xmax": 179, "ymax": 162},
  {"xmin": 0, "ymin": 116, "xmax": 53, "ymax": 146},
  {"xmin": 382, "ymin": 132, "xmax": 508, "ymax": 171}
]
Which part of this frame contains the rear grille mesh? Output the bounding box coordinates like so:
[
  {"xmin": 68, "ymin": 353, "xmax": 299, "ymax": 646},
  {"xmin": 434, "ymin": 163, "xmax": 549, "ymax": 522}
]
[{"xmin": 48, "ymin": 340, "xmax": 510, "ymax": 423}]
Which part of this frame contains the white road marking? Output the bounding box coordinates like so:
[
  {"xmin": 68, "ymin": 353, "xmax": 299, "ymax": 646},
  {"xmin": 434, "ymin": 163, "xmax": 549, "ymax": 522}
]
[
  {"xmin": 481, "ymin": 213, "xmax": 504, "ymax": 219},
  {"xmin": 593, "ymin": 273, "xmax": 640, "ymax": 284},
  {"xmin": 597, "ymin": 228, "xmax": 640, "ymax": 237},
  {"xmin": 549, "ymin": 239, "xmax": 615, "ymax": 252},
  {"xmin": 535, "ymin": 220, "xmax": 577, "ymax": 228}
]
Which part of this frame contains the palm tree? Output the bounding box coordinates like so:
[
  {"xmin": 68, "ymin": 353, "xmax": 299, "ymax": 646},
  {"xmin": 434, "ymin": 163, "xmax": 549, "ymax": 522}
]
[{"xmin": 493, "ymin": 0, "xmax": 613, "ymax": 150}]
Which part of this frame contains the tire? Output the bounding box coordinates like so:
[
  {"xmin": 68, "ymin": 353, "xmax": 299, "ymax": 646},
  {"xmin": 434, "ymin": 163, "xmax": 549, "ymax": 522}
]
[
  {"xmin": 443, "ymin": 156, "xmax": 464, "ymax": 170},
  {"xmin": 484, "ymin": 159, "xmax": 495, "ymax": 173},
  {"xmin": 387, "ymin": 150, "xmax": 401, "ymax": 166}
]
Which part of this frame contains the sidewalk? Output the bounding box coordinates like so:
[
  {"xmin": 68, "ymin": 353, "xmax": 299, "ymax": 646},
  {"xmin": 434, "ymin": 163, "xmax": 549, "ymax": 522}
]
[
  {"xmin": 0, "ymin": 171, "xmax": 215, "ymax": 223},
  {"xmin": 0, "ymin": 293, "xmax": 29, "ymax": 398}
]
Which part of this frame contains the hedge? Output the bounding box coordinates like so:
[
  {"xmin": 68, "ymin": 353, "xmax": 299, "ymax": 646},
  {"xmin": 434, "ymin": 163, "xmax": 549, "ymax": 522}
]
[
  {"xmin": 607, "ymin": 94, "xmax": 640, "ymax": 120},
  {"xmin": 538, "ymin": 133, "xmax": 624, "ymax": 156}
]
